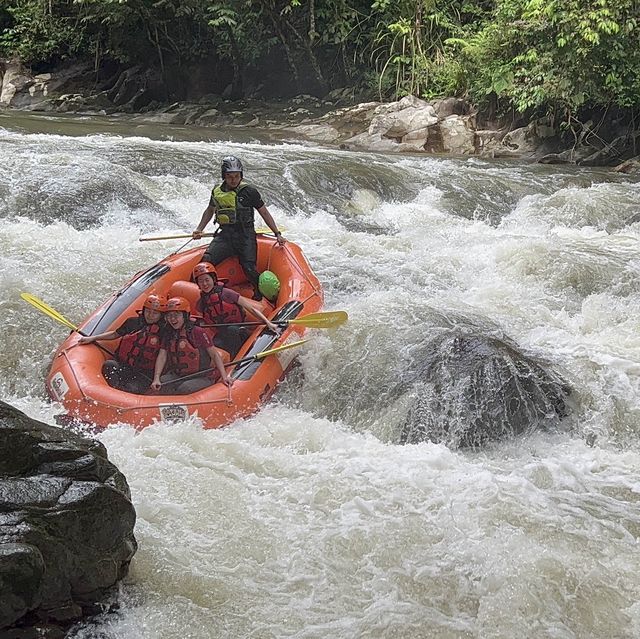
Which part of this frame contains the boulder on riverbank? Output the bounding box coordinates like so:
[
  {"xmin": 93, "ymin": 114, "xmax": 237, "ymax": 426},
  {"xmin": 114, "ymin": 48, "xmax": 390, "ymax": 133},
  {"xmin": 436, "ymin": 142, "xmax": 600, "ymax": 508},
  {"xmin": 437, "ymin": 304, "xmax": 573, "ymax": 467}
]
[
  {"xmin": 0, "ymin": 401, "xmax": 136, "ymax": 636},
  {"xmin": 3, "ymin": 59, "xmax": 639, "ymax": 167},
  {"xmin": 0, "ymin": 59, "xmax": 98, "ymax": 110},
  {"xmin": 613, "ymin": 156, "xmax": 640, "ymax": 174},
  {"xmin": 272, "ymin": 95, "xmax": 484, "ymax": 156}
]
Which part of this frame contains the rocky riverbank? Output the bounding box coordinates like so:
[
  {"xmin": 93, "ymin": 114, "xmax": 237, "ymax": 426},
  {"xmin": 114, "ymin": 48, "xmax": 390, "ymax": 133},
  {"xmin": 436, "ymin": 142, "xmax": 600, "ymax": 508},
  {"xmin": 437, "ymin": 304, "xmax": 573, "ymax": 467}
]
[
  {"xmin": 0, "ymin": 401, "xmax": 136, "ymax": 637},
  {"xmin": 2, "ymin": 58, "xmax": 639, "ymax": 172}
]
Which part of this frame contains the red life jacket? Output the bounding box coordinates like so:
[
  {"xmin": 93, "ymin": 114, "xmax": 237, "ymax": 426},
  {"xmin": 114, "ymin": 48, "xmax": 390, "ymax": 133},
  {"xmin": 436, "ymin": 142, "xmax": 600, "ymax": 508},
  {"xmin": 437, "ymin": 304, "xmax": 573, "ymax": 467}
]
[
  {"xmin": 200, "ymin": 284, "xmax": 245, "ymax": 325},
  {"xmin": 116, "ymin": 321, "xmax": 162, "ymax": 371},
  {"xmin": 166, "ymin": 324, "xmax": 210, "ymax": 375}
]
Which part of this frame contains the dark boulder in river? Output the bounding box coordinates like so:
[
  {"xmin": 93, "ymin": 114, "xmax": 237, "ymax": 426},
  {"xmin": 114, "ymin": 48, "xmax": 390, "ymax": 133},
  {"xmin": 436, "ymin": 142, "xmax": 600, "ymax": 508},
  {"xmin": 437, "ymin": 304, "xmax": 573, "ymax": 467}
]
[
  {"xmin": 0, "ymin": 401, "xmax": 136, "ymax": 634},
  {"xmin": 399, "ymin": 331, "xmax": 571, "ymax": 448}
]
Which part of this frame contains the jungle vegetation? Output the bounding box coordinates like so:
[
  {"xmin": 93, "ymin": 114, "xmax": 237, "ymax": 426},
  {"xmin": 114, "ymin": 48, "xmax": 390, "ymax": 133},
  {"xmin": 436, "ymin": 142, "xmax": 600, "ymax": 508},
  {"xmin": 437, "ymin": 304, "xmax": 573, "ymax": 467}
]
[{"xmin": 1, "ymin": 0, "xmax": 638, "ymax": 121}]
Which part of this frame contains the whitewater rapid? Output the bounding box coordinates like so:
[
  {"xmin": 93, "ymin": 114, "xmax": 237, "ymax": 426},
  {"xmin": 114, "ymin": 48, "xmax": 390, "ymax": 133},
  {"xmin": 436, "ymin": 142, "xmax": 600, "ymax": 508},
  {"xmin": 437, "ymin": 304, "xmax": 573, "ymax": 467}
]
[{"xmin": 2, "ymin": 112, "xmax": 640, "ymax": 638}]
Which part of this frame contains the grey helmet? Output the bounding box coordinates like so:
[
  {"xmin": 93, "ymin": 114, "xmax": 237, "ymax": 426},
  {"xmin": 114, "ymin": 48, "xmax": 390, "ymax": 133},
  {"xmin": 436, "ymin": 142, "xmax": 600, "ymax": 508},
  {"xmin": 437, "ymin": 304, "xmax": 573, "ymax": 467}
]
[{"xmin": 221, "ymin": 155, "xmax": 244, "ymax": 177}]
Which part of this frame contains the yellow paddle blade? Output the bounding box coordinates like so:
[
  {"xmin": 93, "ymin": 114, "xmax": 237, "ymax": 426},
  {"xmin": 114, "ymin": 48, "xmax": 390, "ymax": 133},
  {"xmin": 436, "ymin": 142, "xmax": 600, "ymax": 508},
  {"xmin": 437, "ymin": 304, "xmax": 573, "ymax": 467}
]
[
  {"xmin": 20, "ymin": 293, "xmax": 78, "ymax": 331},
  {"xmin": 289, "ymin": 311, "xmax": 348, "ymax": 329},
  {"xmin": 254, "ymin": 339, "xmax": 308, "ymax": 360},
  {"xmin": 226, "ymin": 338, "xmax": 308, "ymax": 367},
  {"xmin": 139, "ymin": 227, "xmax": 286, "ymax": 242}
]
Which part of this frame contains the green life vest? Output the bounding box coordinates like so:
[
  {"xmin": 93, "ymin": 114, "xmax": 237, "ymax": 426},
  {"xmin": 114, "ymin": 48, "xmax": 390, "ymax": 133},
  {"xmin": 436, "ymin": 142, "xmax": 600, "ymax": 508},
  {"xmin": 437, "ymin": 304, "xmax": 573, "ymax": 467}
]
[{"xmin": 212, "ymin": 181, "xmax": 254, "ymax": 226}]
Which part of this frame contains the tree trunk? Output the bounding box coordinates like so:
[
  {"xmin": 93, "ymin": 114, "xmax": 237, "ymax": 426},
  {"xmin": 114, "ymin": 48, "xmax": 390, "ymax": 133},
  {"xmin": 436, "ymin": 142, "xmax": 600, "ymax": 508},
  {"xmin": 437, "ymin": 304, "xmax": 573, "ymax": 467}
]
[
  {"xmin": 268, "ymin": 10, "xmax": 301, "ymax": 86},
  {"xmin": 227, "ymin": 26, "xmax": 244, "ymax": 99},
  {"xmin": 284, "ymin": 17, "xmax": 328, "ymax": 93}
]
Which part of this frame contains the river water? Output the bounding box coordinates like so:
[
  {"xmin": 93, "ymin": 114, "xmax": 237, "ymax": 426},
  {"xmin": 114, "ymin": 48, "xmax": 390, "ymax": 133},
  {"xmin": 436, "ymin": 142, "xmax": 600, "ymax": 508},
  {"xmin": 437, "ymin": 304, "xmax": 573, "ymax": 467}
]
[{"xmin": 2, "ymin": 111, "xmax": 640, "ymax": 638}]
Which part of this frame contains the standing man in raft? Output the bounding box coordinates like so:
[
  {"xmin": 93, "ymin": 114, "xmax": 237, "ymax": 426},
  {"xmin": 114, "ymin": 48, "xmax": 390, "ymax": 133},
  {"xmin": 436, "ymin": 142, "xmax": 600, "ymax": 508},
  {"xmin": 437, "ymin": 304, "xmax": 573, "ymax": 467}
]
[{"xmin": 192, "ymin": 156, "xmax": 285, "ymax": 301}]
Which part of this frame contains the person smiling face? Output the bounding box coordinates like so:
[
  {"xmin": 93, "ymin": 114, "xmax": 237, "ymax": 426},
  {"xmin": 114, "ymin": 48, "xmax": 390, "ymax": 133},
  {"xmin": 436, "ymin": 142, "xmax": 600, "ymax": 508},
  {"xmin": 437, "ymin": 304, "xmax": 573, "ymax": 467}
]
[
  {"xmin": 143, "ymin": 307, "xmax": 162, "ymax": 324},
  {"xmin": 166, "ymin": 310, "xmax": 185, "ymax": 330},
  {"xmin": 164, "ymin": 297, "xmax": 190, "ymax": 330},
  {"xmin": 196, "ymin": 273, "xmax": 215, "ymax": 293}
]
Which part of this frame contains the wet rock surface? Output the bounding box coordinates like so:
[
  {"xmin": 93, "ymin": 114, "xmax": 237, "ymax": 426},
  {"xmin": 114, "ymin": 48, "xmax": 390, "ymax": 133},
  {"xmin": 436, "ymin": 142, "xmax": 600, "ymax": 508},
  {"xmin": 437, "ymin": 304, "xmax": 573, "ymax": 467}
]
[
  {"xmin": 3, "ymin": 59, "xmax": 639, "ymax": 166},
  {"xmin": 399, "ymin": 331, "xmax": 571, "ymax": 449},
  {"xmin": 0, "ymin": 401, "xmax": 136, "ymax": 635}
]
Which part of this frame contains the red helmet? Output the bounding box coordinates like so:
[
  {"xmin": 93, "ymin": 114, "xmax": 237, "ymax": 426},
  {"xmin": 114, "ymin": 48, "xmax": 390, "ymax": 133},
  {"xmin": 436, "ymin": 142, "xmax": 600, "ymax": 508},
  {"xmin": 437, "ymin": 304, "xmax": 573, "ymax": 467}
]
[
  {"xmin": 143, "ymin": 293, "xmax": 166, "ymax": 312},
  {"xmin": 193, "ymin": 262, "xmax": 218, "ymax": 281},
  {"xmin": 165, "ymin": 297, "xmax": 190, "ymax": 313}
]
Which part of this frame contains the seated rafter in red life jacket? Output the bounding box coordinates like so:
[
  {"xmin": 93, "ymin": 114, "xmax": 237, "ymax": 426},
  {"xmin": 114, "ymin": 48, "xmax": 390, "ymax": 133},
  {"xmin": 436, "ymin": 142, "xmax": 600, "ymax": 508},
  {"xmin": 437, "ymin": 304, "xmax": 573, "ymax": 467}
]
[
  {"xmin": 194, "ymin": 263, "xmax": 246, "ymax": 327},
  {"xmin": 78, "ymin": 293, "xmax": 166, "ymax": 393},
  {"xmin": 117, "ymin": 313, "xmax": 164, "ymax": 372},
  {"xmin": 191, "ymin": 261, "xmax": 280, "ymax": 358},
  {"xmin": 151, "ymin": 296, "xmax": 231, "ymax": 395}
]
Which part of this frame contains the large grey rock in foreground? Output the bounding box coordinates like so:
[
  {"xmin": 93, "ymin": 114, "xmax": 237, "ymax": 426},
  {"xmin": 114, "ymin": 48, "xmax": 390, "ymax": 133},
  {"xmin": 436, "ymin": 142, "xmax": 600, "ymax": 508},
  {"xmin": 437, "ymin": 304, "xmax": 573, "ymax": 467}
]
[
  {"xmin": 399, "ymin": 332, "xmax": 571, "ymax": 448},
  {"xmin": 0, "ymin": 401, "xmax": 136, "ymax": 633}
]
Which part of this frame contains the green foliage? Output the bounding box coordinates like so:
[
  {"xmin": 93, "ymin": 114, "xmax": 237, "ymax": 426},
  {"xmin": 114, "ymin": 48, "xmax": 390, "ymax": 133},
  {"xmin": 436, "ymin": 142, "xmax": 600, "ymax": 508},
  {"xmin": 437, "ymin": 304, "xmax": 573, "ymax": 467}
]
[
  {"xmin": 457, "ymin": 0, "xmax": 640, "ymax": 115},
  {"xmin": 0, "ymin": 0, "xmax": 84, "ymax": 63},
  {"xmin": 369, "ymin": 0, "xmax": 492, "ymax": 99},
  {"xmin": 0, "ymin": 0, "xmax": 638, "ymax": 118},
  {"xmin": 206, "ymin": 2, "xmax": 273, "ymax": 67},
  {"xmin": 73, "ymin": 0, "xmax": 215, "ymax": 64}
]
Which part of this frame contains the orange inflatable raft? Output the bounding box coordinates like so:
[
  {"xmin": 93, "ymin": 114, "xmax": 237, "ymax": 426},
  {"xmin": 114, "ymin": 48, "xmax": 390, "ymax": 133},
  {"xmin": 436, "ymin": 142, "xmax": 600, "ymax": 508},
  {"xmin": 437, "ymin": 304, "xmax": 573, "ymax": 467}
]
[{"xmin": 46, "ymin": 235, "xmax": 323, "ymax": 429}]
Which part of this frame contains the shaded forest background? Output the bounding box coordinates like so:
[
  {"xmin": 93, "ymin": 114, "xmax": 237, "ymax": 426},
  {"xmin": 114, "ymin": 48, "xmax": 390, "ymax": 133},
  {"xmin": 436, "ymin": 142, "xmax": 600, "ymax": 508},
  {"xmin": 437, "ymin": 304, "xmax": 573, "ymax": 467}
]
[{"xmin": 1, "ymin": 0, "xmax": 639, "ymax": 127}]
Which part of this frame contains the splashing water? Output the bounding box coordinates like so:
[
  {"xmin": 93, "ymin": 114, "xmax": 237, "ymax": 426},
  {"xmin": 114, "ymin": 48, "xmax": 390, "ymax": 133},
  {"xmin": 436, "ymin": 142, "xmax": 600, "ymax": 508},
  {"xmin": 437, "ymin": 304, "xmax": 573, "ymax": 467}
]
[{"xmin": 2, "ymin": 113, "xmax": 640, "ymax": 637}]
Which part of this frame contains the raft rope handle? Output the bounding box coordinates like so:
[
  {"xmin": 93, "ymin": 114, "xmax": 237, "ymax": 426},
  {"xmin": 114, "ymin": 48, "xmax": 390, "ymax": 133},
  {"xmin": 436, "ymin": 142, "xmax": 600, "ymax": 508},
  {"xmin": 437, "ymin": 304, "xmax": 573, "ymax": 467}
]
[
  {"xmin": 116, "ymin": 395, "xmax": 235, "ymax": 413},
  {"xmin": 282, "ymin": 242, "xmax": 323, "ymax": 297},
  {"xmin": 60, "ymin": 350, "xmax": 90, "ymax": 402},
  {"xmin": 226, "ymin": 382, "xmax": 233, "ymax": 405},
  {"xmin": 263, "ymin": 237, "xmax": 322, "ymax": 300},
  {"xmin": 266, "ymin": 237, "xmax": 277, "ymax": 271},
  {"xmin": 168, "ymin": 236, "xmax": 194, "ymax": 257}
]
